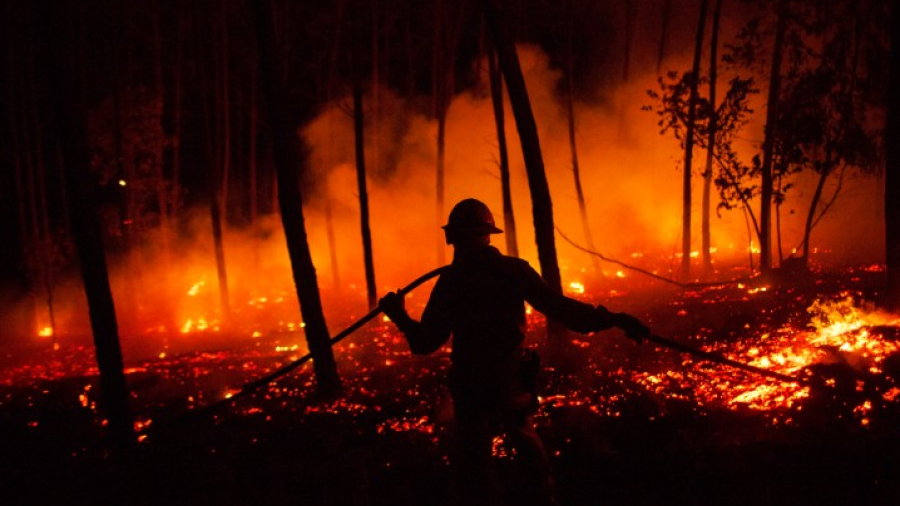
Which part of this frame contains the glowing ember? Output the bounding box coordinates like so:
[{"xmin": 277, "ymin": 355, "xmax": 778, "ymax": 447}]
[
  {"xmin": 37, "ymin": 327, "xmax": 54, "ymax": 338},
  {"xmin": 568, "ymin": 281, "xmax": 585, "ymax": 294}
]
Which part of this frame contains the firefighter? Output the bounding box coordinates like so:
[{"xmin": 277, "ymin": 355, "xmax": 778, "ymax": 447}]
[{"xmin": 379, "ymin": 198, "xmax": 648, "ymax": 506}]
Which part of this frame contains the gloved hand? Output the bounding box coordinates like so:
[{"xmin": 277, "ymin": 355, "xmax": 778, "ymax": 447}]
[
  {"xmin": 614, "ymin": 313, "xmax": 650, "ymax": 344},
  {"xmin": 378, "ymin": 291, "xmax": 408, "ymax": 322}
]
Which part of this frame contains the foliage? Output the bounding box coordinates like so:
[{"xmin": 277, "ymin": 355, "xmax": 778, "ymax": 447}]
[
  {"xmin": 646, "ymin": 72, "xmax": 759, "ymax": 221},
  {"xmin": 647, "ymin": 0, "xmax": 887, "ymax": 252}
]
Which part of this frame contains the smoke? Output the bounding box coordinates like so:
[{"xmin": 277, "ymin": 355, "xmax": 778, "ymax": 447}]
[{"xmin": 2, "ymin": 39, "xmax": 884, "ymax": 350}]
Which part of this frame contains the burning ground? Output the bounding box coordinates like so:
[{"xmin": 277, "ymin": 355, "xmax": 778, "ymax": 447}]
[{"xmin": 1, "ymin": 265, "xmax": 899, "ymax": 506}]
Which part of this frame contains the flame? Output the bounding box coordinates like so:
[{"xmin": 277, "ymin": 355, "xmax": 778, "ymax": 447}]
[
  {"xmin": 721, "ymin": 296, "xmax": 899, "ymax": 412},
  {"xmin": 568, "ymin": 281, "xmax": 585, "ymax": 294},
  {"xmin": 187, "ymin": 281, "xmax": 205, "ymax": 297},
  {"xmin": 37, "ymin": 326, "xmax": 54, "ymax": 338}
]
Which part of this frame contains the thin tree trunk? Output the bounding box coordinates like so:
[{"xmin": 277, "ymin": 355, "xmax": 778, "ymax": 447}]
[
  {"xmin": 152, "ymin": 4, "xmax": 171, "ymax": 275},
  {"xmin": 325, "ymin": 198, "xmax": 341, "ymax": 288},
  {"xmin": 484, "ymin": 0, "xmax": 565, "ymax": 349},
  {"xmin": 44, "ymin": 0, "xmax": 133, "ymax": 448},
  {"xmin": 371, "ymin": 0, "xmax": 381, "ymax": 187},
  {"xmin": 433, "ymin": 0, "xmax": 447, "ymax": 265},
  {"xmin": 353, "ymin": 0, "xmax": 377, "ymax": 309},
  {"xmin": 432, "ymin": 0, "xmax": 466, "ymax": 263},
  {"xmin": 802, "ymin": 156, "xmax": 831, "ymax": 267},
  {"xmin": 21, "ymin": 25, "xmax": 58, "ymax": 341},
  {"xmin": 7, "ymin": 12, "xmax": 40, "ymax": 338},
  {"xmin": 211, "ymin": 187, "xmax": 230, "ymax": 315},
  {"xmin": 219, "ymin": 7, "xmax": 232, "ymax": 227},
  {"xmin": 702, "ymin": 0, "xmax": 723, "ymax": 277},
  {"xmin": 775, "ymin": 170, "xmax": 783, "ymax": 263},
  {"xmin": 566, "ymin": 0, "xmax": 599, "ymax": 272},
  {"xmin": 172, "ymin": 3, "xmax": 184, "ymax": 228},
  {"xmin": 887, "ymin": 0, "xmax": 900, "ymax": 309},
  {"xmin": 621, "ymin": 0, "xmax": 636, "ymax": 82},
  {"xmin": 744, "ymin": 206, "xmax": 755, "ymax": 272},
  {"xmin": 250, "ymin": 42, "xmax": 260, "ymax": 278},
  {"xmin": 324, "ymin": 0, "xmax": 346, "ymax": 289},
  {"xmin": 657, "ymin": 0, "xmax": 672, "ymax": 74},
  {"xmin": 681, "ymin": 0, "xmax": 708, "ymax": 280},
  {"xmin": 252, "ymin": 0, "xmax": 342, "ymax": 395},
  {"xmin": 405, "ymin": 0, "xmax": 415, "ymax": 98},
  {"xmin": 759, "ymin": 0, "xmax": 788, "ymax": 272},
  {"xmin": 200, "ymin": 10, "xmax": 231, "ymax": 317},
  {"xmin": 488, "ymin": 43, "xmax": 518, "ymax": 258}
]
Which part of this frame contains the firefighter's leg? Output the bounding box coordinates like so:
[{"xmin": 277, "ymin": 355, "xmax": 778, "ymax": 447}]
[
  {"xmin": 453, "ymin": 405, "xmax": 503, "ymax": 506},
  {"xmin": 504, "ymin": 414, "xmax": 556, "ymax": 506}
]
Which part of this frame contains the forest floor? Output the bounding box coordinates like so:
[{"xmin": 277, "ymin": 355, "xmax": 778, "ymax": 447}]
[{"xmin": 1, "ymin": 264, "xmax": 899, "ymax": 506}]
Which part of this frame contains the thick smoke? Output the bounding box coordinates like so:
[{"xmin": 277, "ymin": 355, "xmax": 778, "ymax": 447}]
[{"xmin": 4, "ymin": 37, "xmax": 883, "ymax": 349}]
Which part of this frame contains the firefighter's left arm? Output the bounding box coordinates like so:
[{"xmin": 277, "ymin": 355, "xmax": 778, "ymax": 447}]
[{"xmin": 521, "ymin": 262, "xmax": 648, "ymax": 341}]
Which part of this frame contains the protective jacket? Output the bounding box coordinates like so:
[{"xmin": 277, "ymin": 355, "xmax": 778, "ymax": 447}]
[{"xmin": 391, "ymin": 245, "xmax": 616, "ymax": 405}]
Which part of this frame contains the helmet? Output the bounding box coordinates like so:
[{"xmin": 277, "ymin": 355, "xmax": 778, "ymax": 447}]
[{"xmin": 442, "ymin": 198, "xmax": 503, "ymax": 235}]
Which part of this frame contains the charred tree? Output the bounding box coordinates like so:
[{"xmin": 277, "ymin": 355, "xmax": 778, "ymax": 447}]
[
  {"xmin": 487, "ymin": 42, "xmax": 519, "ymax": 258},
  {"xmin": 324, "ymin": 0, "xmax": 346, "ymax": 289},
  {"xmin": 352, "ymin": 0, "xmax": 377, "ymax": 309},
  {"xmin": 657, "ymin": 0, "xmax": 673, "ymax": 74},
  {"xmin": 252, "ymin": 0, "xmax": 342, "ymax": 395},
  {"xmin": 886, "ymin": 0, "xmax": 900, "ymax": 308},
  {"xmin": 680, "ymin": 0, "xmax": 708, "ymax": 280},
  {"xmin": 433, "ymin": 0, "xmax": 447, "ymax": 265},
  {"xmin": 701, "ymin": 0, "xmax": 723, "ymax": 277},
  {"xmin": 43, "ymin": 1, "xmax": 133, "ymax": 448},
  {"xmin": 566, "ymin": 0, "xmax": 599, "ymax": 271},
  {"xmin": 152, "ymin": 4, "xmax": 171, "ymax": 276},
  {"xmin": 759, "ymin": 0, "xmax": 788, "ymax": 272},
  {"xmin": 484, "ymin": 0, "xmax": 565, "ymax": 349},
  {"xmin": 432, "ymin": 0, "xmax": 466, "ymax": 265},
  {"xmin": 218, "ymin": 5, "xmax": 232, "ymax": 225},
  {"xmin": 621, "ymin": 0, "xmax": 637, "ymax": 82}
]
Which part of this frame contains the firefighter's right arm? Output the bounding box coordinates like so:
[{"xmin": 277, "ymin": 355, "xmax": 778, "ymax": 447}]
[{"xmin": 379, "ymin": 292, "xmax": 451, "ymax": 355}]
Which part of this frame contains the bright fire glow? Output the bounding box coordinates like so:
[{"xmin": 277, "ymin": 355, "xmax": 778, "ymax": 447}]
[{"xmin": 187, "ymin": 281, "xmax": 205, "ymax": 297}]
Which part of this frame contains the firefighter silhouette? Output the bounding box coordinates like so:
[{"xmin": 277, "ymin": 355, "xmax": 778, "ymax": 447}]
[{"xmin": 380, "ymin": 198, "xmax": 648, "ymax": 506}]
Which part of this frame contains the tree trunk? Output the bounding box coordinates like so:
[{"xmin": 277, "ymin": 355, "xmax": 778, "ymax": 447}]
[
  {"xmin": 759, "ymin": 0, "xmax": 788, "ymax": 272},
  {"xmin": 200, "ymin": 11, "xmax": 231, "ymax": 317},
  {"xmin": 681, "ymin": 0, "xmax": 708, "ymax": 280},
  {"xmin": 621, "ymin": 0, "xmax": 636, "ymax": 82},
  {"xmin": 433, "ymin": 0, "xmax": 448, "ymax": 265},
  {"xmin": 152, "ymin": 3, "xmax": 171, "ymax": 275},
  {"xmin": 702, "ymin": 0, "xmax": 723, "ymax": 277},
  {"xmin": 488, "ymin": 43, "xmax": 518, "ymax": 258},
  {"xmin": 252, "ymin": 0, "xmax": 342, "ymax": 395},
  {"xmin": 172, "ymin": 3, "xmax": 184, "ymax": 226},
  {"xmin": 657, "ymin": 0, "xmax": 672, "ymax": 74},
  {"xmin": 43, "ymin": 0, "xmax": 133, "ymax": 448},
  {"xmin": 210, "ymin": 187, "xmax": 231, "ymax": 315},
  {"xmin": 250, "ymin": 42, "xmax": 260, "ymax": 279},
  {"xmin": 325, "ymin": 0, "xmax": 346, "ymax": 289},
  {"xmin": 802, "ymin": 156, "xmax": 831, "ymax": 268},
  {"xmin": 7, "ymin": 12, "xmax": 41, "ymax": 339},
  {"xmin": 566, "ymin": 1, "xmax": 599, "ymax": 272},
  {"xmin": 885, "ymin": 0, "xmax": 900, "ymax": 308},
  {"xmin": 484, "ymin": 0, "xmax": 565, "ymax": 349},
  {"xmin": 219, "ymin": 6, "xmax": 232, "ymax": 226},
  {"xmin": 432, "ymin": 0, "xmax": 466, "ymax": 264},
  {"xmin": 353, "ymin": 0, "xmax": 377, "ymax": 309}
]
